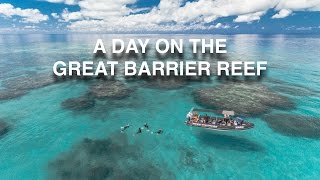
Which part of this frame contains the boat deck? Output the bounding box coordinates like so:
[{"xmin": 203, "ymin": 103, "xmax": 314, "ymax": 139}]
[{"xmin": 186, "ymin": 120, "xmax": 254, "ymax": 130}]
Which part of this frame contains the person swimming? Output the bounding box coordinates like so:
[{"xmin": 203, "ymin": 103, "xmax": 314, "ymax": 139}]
[
  {"xmin": 143, "ymin": 123, "xmax": 149, "ymax": 129},
  {"xmin": 156, "ymin": 129, "xmax": 163, "ymax": 134},
  {"xmin": 121, "ymin": 124, "xmax": 130, "ymax": 132},
  {"xmin": 136, "ymin": 127, "xmax": 142, "ymax": 134}
]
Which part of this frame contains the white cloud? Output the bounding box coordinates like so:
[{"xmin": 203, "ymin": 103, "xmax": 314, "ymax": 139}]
[
  {"xmin": 43, "ymin": 0, "xmax": 78, "ymax": 5},
  {"xmin": 51, "ymin": 13, "xmax": 59, "ymax": 19},
  {"xmin": 0, "ymin": 3, "xmax": 48, "ymax": 23},
  {"xmin": 212, "ymin": 23, "xmax": 230, "ymax": 29},
  {"xmin": 61, "ymin": 8, "xmax": 82, "ymax": 21},
  {"xmin": 78, "ymin": 0, "xmax": 137, "ymax": 19},
  {"xmin": 234, "ymin": 11, "xmax": 266, "ymax": 23},
  {"xmin": 296, "ymin": 26, "xmax": 313, "ymax": 30},
  {"xmin": 272, "ymin": 9, "xmax": 292, "ymax": 19},
  {"xmin": 275, "ymin": 0, "xmax": 320, "ymax": 11},
  {"xmin": 24, "ymin": 25, "xmax": 36, "ymax": 29},
  {"xmin": 51, "ymin": 0, "xmax": 320, "ymax": 32}
]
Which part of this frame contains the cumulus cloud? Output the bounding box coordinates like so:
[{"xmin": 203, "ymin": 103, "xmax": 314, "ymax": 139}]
[
  {"xmin": 272, "ymin": 9, "xmax": 292, "ymax": 19},
  {"xmin": 234, "ymin": 11, "xmax": 266, "ymax": 23},
  {"xmin": 0, "ymin": 3, "xmax": 48, "ymax": 23},
  {"xmin": 61, "ymin": 8, "xmax": 82, "ymax": 21},
  {"xmin": 48, "ymin": 0, "xmax": 320, "ymax": 32},
  {"xmin": 78, "ymin": 0, "xmax": 137, "ymax": 19},
  {"xmin": 275, "ymin": 0, "xmax": 320, "ymax": 11}
]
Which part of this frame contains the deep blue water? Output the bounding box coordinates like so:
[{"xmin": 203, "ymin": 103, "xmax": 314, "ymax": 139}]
[{"xmin": 0, "ymin": 34, "xmax": 319, "ymax": 179}]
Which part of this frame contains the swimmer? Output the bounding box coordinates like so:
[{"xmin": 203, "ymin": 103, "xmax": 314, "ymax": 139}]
[
  {"xmin": 143, "ymin": 123, "xmax": 149, "ymax": 130},
  {"xmin": 156, "ymin": 129, "xmax": 163, "ymax": 134},
  {"xmin": 121, "ymin": 124, "xmax": 130, "ymax": 132},
  {"xmin": 136, "ymin": 127, "xmax": 142, "ymax": 134}
]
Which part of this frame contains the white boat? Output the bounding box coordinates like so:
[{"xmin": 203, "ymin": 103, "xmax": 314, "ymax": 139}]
[{"xmin": 185, "ymin": 108, "xmax": 254, "ymax": 131}]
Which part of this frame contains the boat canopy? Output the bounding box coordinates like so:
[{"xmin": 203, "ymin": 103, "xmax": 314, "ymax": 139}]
[
  {"xmin": 222, "ymin": 110, "xmax": 235, "ymax": 116},
  {"xmin": 191, "ymin": 108, "xmax": 235, "ymax": 116},
  {"xmin": 235, "ymin": 117, "xmax": 244, "ymax": 122}
]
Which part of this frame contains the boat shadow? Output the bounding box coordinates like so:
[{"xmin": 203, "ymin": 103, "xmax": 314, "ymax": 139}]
[{"xmin": 196, "ymin": 131, "xmax": 265, "ymax": 152}]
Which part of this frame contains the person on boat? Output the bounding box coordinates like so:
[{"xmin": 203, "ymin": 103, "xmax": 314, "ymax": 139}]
[
  {"xmin": 121, "ymin": 124, "xmax": 130, "ymax": 132},
  {"xmin": 143, "ymin": 123, "xmax": 149, "ymax": 129},
  {"xmin": 136, "ymin": 127, "xmax": 142, "ymax": 134},
  {"xmin": 234, "ymin": 120, "xmax": 238, "ymax": 126},
  {"xmin": 156, "ymin": 129, "xmax": 163, "ymax": 134},
  {"xmin": 204, "ymin": 114, "xmax": 209, "ymax": 123}
]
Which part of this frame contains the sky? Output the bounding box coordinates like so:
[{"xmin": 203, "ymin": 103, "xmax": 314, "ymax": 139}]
[{"xmin": 0, "ymin": 0, "xmax": 319, "ymax": 34}]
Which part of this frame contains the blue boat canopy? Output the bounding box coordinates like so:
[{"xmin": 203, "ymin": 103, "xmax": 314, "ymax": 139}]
[{"xmin": 235, "ymin": 117, "xmax": 244, "ymax": 122}]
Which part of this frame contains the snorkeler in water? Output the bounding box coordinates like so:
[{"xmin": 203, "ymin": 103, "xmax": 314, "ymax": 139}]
[
  {"xmin": 143, "ymin": 123, "xmax": 149, "ymax": 129},
  {"xmin": 121, "ymin": 124, "xmax": 130, "ymax": 132},
  {"xmin": 136, "ymin": 127, "xmax": 142, "ymax": 134},
  {"xmin": 156, "ymin": 129, "xmax": 163, "ymax": 134}
]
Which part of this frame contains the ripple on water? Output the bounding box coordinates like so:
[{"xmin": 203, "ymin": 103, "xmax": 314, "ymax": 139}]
[{"xmin": 264, "ymin": 77, "xmax": 319, "ymax": 97}]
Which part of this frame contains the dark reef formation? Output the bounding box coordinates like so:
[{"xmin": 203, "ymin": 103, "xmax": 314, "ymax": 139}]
[
  {"xmin": 193, "ymin": 83, "xmax": 295, "ymax": 116},
  {"xmin": 179, "ymin": 146, "xmax": 214, "ymax": 171},
  {"xmin": 61, "ymin": 96, "xmax": 95, "ymax": 111},
  {"xmin": 262, "ymin": 114, "xmax": 320, "ymax": 139},
  {"xmin": 60, "ymin": 80, "xmax": 137, "ymax": 115},
  {"xmin": 0, "ymin": 89, "xmax": 28, "ymax": 100},
  {"xmin": 144, "ymin": 76, "xmax": 188, "ymax": 90},
  {"xmin": 2, "ymin": 73, "xmax": 56, "ymax": 91},
  {"xmin": 49, "ymin": 132, "xmax": 175, "ymax": 179},
  {"xmin": 126, "ymin": 73, "xmax": 211, "ymax": 90},
  {"xmin": 89, "ymin": 81, "xmax": 131, "ymax": 99},
  {"xmin": 0, "ymin": 73, "xmax": 58, "ymax": 100},
  {"xmin": 0, "ymin": 120, "xmax": 10, "ymax": 137}
]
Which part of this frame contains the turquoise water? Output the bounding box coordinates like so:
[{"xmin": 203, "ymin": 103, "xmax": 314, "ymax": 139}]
[{"xmin": 0, "ymin": 34, "xmax": 320, "ymax": 179}]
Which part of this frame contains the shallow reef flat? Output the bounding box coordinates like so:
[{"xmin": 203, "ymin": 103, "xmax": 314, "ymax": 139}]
[
  {"xmin": 193, "ymin": 82, "xmax": 295, "ymax": 116},
  {"xmin": 0, "ymin": 73, "xmax": 58, "ymax": 100},
  {"xmin": 262, "ymin": 114, "xmax": 320, "ymax": 139}
]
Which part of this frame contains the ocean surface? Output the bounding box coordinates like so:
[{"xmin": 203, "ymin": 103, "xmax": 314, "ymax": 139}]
[{"xmin": 0, "ymin": 34, "xmax": 319, "ymax": 179}]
